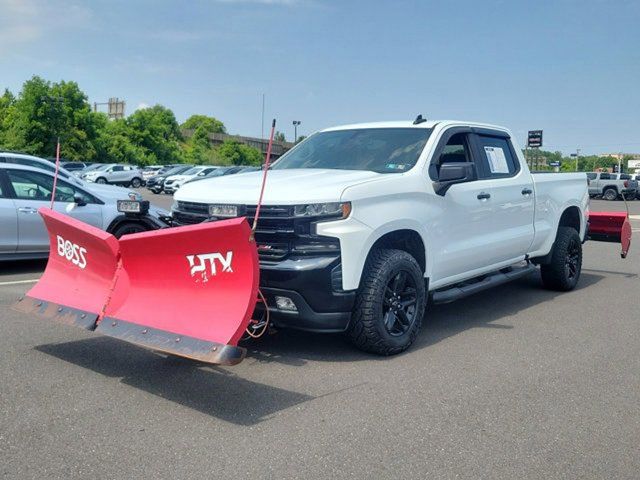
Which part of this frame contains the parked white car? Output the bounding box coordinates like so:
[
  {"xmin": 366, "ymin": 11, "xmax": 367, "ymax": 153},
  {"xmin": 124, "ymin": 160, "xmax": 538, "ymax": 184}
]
[
  {"xmin": 83, "ymin": 164, "xmax": 144, "ymax": 188},
  {"xmin": 170, "ymin": 118, "xmax": 591, "ymax": 354},
  {"xmin": 163, "ymin": 166, "xmax": 218, "ymax": 193},
  {"xmin": 0, "ymin": 163, "xmax": 170, "ymax": 260},
  {"xmin": 141, "ymin": 165, "xmax": 163, "ymax": 181}
]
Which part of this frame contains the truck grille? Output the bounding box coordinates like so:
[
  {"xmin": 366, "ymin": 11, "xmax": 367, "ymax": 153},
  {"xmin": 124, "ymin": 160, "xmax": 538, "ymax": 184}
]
[{"xmin": 173, "ymin": 202, "xmax": 339, "ymax": 261}]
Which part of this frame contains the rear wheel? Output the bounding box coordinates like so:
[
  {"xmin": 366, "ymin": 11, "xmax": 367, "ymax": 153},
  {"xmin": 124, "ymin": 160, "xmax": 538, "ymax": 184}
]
[
  {"xmin": 541, "ymin": 227, "xmax": 582, "ymax": 291},
  {"xmin": 130, "ymin": 177, "xmax": 142, "ymax": 188},
  {"xmin": 603, "ymin": 188, "xmax": 618, "ymax": 201},
  {"xmin": 111, "ymin": 222, "xmax": 149, "ymax": 239},
  {"xmin": 348, "ymin": 249, "xmax": 426, "ymax": 355}
]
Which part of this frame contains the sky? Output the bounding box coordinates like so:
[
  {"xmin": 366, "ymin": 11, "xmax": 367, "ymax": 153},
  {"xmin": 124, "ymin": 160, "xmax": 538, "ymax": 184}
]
[{"xmin": 0, "ymin": 0, "xmax": 638, "ymax": 155}]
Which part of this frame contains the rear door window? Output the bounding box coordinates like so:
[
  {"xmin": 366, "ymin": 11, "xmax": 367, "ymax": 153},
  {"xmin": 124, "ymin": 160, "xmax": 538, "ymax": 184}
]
[
  {"xmin": 474, "ymin": 135, "xmax": 519, "ymax": 178},
  {"xmin": 599, "ymin": 173, "xmax": 611, "ymax": 180}
]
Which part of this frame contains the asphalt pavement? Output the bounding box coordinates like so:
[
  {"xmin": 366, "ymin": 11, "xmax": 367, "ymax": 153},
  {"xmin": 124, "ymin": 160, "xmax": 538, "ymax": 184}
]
[{"xmin": 1, "ymin": 195, "xmax": 639, "ymax": 479}]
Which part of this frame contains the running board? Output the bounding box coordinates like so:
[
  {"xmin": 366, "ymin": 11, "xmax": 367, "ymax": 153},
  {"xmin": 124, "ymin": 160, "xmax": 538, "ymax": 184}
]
[{"xmin": 431, "ymin": 264, "xmax": 537, "ymax": 305}]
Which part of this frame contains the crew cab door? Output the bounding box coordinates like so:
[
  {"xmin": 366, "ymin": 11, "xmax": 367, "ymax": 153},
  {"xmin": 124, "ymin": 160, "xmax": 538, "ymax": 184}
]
[
  {"xmin": 428, "ymin": 127, "xmax": 535, "ymax": 285},
  {"xmin": 469, "ymin": 129, "xmax": 535, "ymax": 260},
  {"xmin": 6, "ymin": 169, "xmax": 104, "ymax": 253}
]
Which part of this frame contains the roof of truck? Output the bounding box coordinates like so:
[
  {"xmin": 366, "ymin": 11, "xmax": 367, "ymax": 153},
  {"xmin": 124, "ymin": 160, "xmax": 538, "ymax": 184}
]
[{"xmin": 322, "ymin": 119, "xmax": 509, "ymax": 133}]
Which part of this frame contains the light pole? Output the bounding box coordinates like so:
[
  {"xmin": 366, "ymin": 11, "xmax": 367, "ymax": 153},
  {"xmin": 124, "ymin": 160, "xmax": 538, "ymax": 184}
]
[{"xmin": 292, "ymin": 120, "xmax": 301, "ymax": 143}]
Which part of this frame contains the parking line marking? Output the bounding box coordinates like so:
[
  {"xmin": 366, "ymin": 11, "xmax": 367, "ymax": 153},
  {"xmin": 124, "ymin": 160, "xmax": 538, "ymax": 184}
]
[
  {"xmin": 630, "ymin": 215, "xmax": 640, "ymax": 220},
  {"xmin": 0, "ymin": 279, "xmax": 39, "ymax": 286}
]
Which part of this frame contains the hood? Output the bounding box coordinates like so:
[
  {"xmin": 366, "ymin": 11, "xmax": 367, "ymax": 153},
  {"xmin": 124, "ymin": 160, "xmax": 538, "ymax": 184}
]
[{"xmin": 175, "ymin": 169, "xmax": 382, "ymax": 204}]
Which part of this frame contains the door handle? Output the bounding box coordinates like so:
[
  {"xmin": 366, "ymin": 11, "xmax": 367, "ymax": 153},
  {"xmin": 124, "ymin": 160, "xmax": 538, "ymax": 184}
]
[
  {"xmin": 477, "ymin": 192, "xmax": 491, "ymax": 200},
  {"xmin": 521, "ymin": 188, "xmax": 533, "ymax": 195},
  {"xmin": 17, "ymin": 207, "xmax": 38, "ymax": 214}
]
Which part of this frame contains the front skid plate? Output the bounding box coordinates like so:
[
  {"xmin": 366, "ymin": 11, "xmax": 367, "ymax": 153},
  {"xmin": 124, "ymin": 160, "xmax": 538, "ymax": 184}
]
[
  {"xmin": 13, "ymin": 296, "xmax": 99, "ymax": 330},
  {"xmin": 96, "ymin": 318, "xmax": 247, "ymax": 366}
]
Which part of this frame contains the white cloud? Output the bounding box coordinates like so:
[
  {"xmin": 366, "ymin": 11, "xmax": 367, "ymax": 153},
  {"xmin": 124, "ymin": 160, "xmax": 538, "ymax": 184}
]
[
  {"xmin": 135, "ymin": 103, "xmax": 150, "ymax": 111},
  {"xmin": 0, "ymin": 0, "xmax": 92, "ymax": 52}
]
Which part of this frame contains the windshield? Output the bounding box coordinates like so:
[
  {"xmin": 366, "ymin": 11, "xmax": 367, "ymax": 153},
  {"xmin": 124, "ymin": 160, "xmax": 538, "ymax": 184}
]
[
  {"xmin": 163, "ymin": 166, "xmax": 189, "ymax": 176},
  {"xmin": 272, "ymin": 128, "xmax": 432, "ymax": 173},
  {"xmin": 182, "ymin": 167, "xmax": 204, "ymax": 175}
]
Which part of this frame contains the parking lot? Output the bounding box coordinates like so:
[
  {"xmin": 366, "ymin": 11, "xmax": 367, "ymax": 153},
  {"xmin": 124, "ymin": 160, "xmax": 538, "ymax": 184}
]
[{"xmin": 1, "ymin": 197, "xmax": 639, "ymax": 479}]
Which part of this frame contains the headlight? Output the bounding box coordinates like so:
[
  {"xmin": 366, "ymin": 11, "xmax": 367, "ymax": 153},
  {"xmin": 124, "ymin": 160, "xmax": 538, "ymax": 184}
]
[
  {"xmin": 209, "ymin": 204, "xmax": 238, "ymax": 217},
  {"xmin": 294, "ymin": 202, "xmax": 351, "ymax": 219}
]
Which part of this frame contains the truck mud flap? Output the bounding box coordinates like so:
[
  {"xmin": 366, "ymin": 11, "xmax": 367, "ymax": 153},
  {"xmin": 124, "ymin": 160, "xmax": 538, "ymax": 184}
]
[
  {"xmin": 14, "ymin": 208, "xmax": 259, "ymax": 366},
  {"xmin": 588, "ymin": 211, "xmax": 632, "ymax": 258}
]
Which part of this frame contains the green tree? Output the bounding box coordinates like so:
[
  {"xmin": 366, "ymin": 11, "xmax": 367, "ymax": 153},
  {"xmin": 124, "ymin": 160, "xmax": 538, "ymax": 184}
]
[
  {"xmin": 274, "ymin": 131, "xmax": 286, "ymax": 142},
  {"xmin": 0, "ymin": 89, "xmax": 16, "ymax": 145},
  {"xmin": 119, "ymin": 105, "xmax": 184, "ymax": 165},
  {"xmin": 1, "ymin": 76, "xmax": 101, "ymax": 160},
  {"xmin": 180, "ymin": 114, "xmax": 226, "ymax": 134},
  {"xmin": 216, "ymin": 140, "xmax": 263, "ymax": 166}
]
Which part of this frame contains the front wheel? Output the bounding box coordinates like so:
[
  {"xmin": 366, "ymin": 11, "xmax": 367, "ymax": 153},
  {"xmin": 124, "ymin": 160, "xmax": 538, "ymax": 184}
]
[
  {"xmin": 603, "ymin": 188, "xmax": 618, "ymax": 201},
  {"xmin": 348, "ymin": 249, "xmax": 426, "ymax": 355},
  {"xmin": 111, "ymin": 222, "xmax": 149, "ymax": 239},
  {"xmin": 540, "ymin": 227, "xmax": 582, "ymax": 291},
  {"xmin": 95, "ymin": 177, "xmax": 107, "ymax": 184},
  {"xmin": 130, "ymin": 177, "xmax": 142, "ymax": 188}
]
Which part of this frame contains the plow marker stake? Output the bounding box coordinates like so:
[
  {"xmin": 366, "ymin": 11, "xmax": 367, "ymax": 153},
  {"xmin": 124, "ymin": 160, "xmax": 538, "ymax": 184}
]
[{"xmin": 14, "ymin": 209, "xmax": 259, "ymax": 366}]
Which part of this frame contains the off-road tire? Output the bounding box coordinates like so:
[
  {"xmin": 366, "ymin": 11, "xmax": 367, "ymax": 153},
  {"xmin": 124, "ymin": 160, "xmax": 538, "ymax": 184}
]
[
  {"xmin": 348, "ymin": 248, "xmax": 426, "ymax": 355},
  {"xmin": 540, "ymin": 227, "xmax": 582, "ymax": 291},
  {"xmin": 603, "ymin": 188, "xmax": 618, "ymax": 201},
  {"xmin": 130, "ymin": 177, "xmax": 142, "ymax": 188}
]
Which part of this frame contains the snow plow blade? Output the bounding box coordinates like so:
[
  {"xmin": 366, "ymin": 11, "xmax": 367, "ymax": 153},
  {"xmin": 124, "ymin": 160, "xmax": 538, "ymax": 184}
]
[
  {"xmin": 14, "ymin": 208, "xmax": 120, "ymax": 329},
  {"xmin": 588, "ymin": 211, "xmax": 632, "ymax": 258},
  {"xmin": 96, "ymin": 218, "xmax": 259, "ymax": 365},
  {"xmin": 14, "ymin": 208, "xmax": 259, "ymax": 366}
]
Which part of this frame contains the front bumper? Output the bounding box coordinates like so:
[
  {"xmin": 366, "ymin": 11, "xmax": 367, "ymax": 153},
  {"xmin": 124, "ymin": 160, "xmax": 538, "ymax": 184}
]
[{"xmin": 259, "ymin": 255, "xmax": 355, "ymax": 332}]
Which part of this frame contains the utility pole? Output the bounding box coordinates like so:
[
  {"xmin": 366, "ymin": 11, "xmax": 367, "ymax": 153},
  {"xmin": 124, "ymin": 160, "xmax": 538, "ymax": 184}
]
[
  {"xmin": 261, "ymin": 93, "xmax": 265, "ymax": 141},
  {"xmin": 618, "ymin": 151, "xmax": 622, "ymax": 173},
  {"xmin": 292, "ymin": 120, "xmax": 301, "ymax": 143},
  {"xmin": 575, "ymin": 148, "xmax": 581, "ymax": 171}
]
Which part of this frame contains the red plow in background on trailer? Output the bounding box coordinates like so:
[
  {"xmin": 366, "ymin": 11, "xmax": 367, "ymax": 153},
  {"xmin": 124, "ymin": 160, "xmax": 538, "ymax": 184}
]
[{"xmin": 587, "ymin": 211, "xmax": 632, "ymax": 258}]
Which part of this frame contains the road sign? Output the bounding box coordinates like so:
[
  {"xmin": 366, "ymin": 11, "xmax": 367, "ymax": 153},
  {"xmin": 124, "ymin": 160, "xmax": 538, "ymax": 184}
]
[
  {"xmin": 549, "ymin": 161, "xmax": 560, "ymax": 167},
  {"xmin": 527, "ymin": 130, "xmax": 543, "ymax": 148},
  {"xmin": 628, "ymin": 159, "xmax": 640, "ymax": 169}
]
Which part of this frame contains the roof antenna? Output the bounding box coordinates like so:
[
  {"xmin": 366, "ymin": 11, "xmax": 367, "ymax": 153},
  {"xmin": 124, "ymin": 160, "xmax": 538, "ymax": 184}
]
[{"xmin": 413, "ymin": 114, "xmax": 427, "ymax": 125}]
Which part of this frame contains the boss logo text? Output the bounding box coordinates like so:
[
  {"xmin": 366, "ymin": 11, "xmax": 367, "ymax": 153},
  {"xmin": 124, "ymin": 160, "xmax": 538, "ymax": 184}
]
[{"xmin": 56, "ymin": 235, "xmax": 87, "ymax": 269}]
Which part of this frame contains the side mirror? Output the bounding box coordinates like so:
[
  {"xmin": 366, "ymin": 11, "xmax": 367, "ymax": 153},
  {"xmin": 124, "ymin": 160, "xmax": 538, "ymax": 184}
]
[
  {"xmin": 73, "ymin": 194, "xmax": 87, "ymax": 207},
  {"xmin": 433, "ymin": 162, "xmax": 476, "ymax": 196}
]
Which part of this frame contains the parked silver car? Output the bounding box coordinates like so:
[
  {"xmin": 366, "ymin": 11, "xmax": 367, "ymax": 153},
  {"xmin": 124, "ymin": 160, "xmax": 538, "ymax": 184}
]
[
  {"xmin": 0, "ymin": 164, "xmax": 169, "ymax": 260},
  {"xmin": 83, "ymin": 164, "xmax": 144, "ymax": 187},
  {"xmin": 0, "ymin": 153, "xmax": 142, "ymax": 199}
]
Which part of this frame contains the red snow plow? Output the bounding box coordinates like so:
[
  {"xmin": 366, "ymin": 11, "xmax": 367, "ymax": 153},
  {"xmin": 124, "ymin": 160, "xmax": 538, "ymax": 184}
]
[
  {"xmin": 14, "ymin": 208, "xmax": 260, "ymax": 365},
  {"xmin": 588, "ymin": 211, "xmax": 632, "ymax": 258}
]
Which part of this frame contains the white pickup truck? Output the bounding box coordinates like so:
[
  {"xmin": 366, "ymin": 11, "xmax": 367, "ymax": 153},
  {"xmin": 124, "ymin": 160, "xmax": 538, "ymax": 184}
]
[{"xmin": 170, "ymin": 119, "xmax": 592, "ymax": 354}]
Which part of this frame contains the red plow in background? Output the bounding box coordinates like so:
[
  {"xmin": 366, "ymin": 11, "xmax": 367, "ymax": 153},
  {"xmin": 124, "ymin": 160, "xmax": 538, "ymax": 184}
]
[
  {"xmin": 588, "ymin": 211, "xmax": 632, "ymax": 258},
  {"xmin": 14, "ymin": 208, "xmax": 260, "ymax": 365}
]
